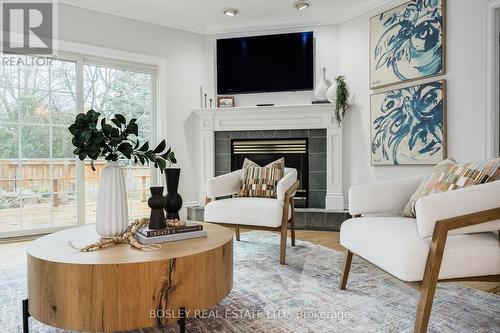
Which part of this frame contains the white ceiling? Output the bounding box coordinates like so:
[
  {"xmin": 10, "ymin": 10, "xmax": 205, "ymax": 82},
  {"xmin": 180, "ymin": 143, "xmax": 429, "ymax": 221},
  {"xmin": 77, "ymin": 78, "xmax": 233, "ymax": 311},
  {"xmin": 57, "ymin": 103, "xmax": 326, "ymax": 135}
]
[{"xmin": 59, "ymin": 0, "xmax": 391, "ymax": 34}]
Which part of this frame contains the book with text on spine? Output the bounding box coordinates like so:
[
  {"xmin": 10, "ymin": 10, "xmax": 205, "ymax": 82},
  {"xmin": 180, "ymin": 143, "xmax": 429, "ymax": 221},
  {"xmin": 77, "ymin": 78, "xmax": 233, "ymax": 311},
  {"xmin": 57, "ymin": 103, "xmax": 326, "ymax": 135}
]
[
  {"xmin": 138, "ymin": 221, "xmax": 203, "ymax": 237},
  {"xmin": 136, "ymin": 230, "xmax": 207, "ymax": 245}
]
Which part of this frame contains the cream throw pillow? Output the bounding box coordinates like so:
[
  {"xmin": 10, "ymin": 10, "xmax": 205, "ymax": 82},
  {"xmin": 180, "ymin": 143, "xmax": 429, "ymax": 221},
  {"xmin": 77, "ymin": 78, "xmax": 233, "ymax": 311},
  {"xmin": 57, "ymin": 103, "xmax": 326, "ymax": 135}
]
[{"xmin": 403, "ymin": 157, "xmax": 500, "ymax": 217}]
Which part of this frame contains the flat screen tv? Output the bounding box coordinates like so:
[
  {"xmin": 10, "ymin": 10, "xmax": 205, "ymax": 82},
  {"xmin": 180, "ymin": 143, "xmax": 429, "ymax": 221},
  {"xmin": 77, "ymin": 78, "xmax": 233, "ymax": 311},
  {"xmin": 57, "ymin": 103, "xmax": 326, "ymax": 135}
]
[{"xmin": 217, "ymin": 32, "xmax": 314, "ymax": 94}]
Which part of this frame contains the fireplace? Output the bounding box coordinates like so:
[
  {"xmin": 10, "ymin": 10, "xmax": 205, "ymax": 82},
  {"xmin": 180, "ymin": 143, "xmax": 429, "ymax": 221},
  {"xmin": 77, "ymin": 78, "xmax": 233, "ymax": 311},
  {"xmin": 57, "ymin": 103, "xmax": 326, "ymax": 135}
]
[
  {"xmin": 194, "ymin": 104, "xmax": 344, "ymax": 210},
  {"xmin": 231, "ymin": 138, "xmax": 309, "ymax": 207},
  {"xmin": 214, "ymin": 129, "xmax": 328, "ymax": 208}
]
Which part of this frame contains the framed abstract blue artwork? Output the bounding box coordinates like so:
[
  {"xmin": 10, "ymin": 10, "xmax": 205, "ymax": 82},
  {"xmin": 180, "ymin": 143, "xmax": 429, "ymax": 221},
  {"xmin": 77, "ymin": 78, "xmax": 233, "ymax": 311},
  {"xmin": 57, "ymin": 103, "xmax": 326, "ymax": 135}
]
[
  {"xmin": 370, "ymin": 80, "xmax": 446, "ymax": 165},
  {"xmin": 370, "ymin": 0, "xmax": 445, "ymax": 89}
]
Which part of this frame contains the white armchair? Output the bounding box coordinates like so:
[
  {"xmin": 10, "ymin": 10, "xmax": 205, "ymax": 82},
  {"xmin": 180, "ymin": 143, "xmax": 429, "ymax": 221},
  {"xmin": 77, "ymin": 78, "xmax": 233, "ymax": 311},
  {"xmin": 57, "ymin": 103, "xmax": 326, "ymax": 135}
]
[
  {"xmin": 339, "ymin": 177, "xmax": 500, "ymax": 333},
  {"xmin": 204, "ymin": 168, "xmax": 299, "ymax": 264}
]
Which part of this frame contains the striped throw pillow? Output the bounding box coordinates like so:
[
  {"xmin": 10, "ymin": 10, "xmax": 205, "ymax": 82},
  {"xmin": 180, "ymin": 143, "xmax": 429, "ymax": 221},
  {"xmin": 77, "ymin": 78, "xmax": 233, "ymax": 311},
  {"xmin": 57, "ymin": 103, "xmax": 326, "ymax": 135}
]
[
  {"xmin": 238, "ymin": 158, "xmax": 285, "ymax": 198},
  {"xmin": 403, "ymin": 157, "xmax": 500, "ymax": 217}
]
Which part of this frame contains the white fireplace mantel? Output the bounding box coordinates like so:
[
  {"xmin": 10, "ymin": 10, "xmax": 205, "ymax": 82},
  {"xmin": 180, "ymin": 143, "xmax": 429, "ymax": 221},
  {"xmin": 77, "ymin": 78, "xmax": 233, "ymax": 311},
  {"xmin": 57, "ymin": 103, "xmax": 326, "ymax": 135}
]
[{"xmin": 192, "ymin": 104, "xmax": 344, "ymax": 210}]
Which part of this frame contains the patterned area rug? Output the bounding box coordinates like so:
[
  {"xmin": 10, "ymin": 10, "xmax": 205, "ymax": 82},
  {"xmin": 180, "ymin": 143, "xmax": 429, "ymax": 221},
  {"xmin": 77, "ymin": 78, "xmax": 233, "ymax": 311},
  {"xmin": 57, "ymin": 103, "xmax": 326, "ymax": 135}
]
[{"xmin": 1, "ymin": 231, "xmax": 499, "ymax": 333}]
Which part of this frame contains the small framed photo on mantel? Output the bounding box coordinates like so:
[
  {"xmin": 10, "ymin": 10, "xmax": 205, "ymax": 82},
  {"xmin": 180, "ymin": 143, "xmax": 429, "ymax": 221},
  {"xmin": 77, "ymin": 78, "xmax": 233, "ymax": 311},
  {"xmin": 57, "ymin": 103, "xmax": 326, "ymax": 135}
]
[{"xmin": 217, "ymin": 96, "xmax": 235, "ymax": 108}]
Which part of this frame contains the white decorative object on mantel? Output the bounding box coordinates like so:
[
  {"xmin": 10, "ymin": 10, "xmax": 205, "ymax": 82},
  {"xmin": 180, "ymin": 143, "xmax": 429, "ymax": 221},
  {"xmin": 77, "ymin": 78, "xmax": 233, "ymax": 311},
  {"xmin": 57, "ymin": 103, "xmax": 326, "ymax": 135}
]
[
  {"xmin": 192, "ymin": 104, "xmax": 344, "ymax": 211},
  {"xmin": 326, "ymin": 80, "xmax": 338, "ymax": 104},
  {"xmin": 95, "ymin": 161, "xmax": 129, "ymax": 237},
  {"xmin": 314, "ymin": 67, "xmax": 331, "ymax": 101}
]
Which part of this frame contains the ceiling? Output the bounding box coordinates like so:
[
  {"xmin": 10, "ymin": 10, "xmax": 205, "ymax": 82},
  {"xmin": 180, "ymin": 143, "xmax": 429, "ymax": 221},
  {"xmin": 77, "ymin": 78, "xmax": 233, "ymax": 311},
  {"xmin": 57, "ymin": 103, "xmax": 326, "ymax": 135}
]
[{"xmin": 59, "ymin": 0, "xmax": 391, "ymax": 34}]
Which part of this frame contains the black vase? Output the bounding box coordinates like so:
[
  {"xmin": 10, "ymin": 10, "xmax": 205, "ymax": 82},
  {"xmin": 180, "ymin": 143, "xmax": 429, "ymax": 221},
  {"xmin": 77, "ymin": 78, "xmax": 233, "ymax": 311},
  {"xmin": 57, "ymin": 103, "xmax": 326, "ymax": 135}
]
[
  {"xmin": 164, "ymin": 168, "xmax": 183, "ymax": 220},
  {"xmin": 148, "ymin": 186, "xmax": 166, "ymax": 229}
]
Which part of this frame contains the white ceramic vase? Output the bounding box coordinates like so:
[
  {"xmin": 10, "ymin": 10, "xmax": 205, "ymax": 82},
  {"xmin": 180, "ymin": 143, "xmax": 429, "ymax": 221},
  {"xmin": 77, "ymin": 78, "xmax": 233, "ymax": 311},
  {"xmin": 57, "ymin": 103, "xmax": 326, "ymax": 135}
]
[
  {"xmin": 326, "ymin": 80, "xmax": 338, "ymax": 104},
  {"xmin": 95, "ymin": 161, "xmax": 129, "ymax": 237},
  {"xmin": 314, "ymin": 67, "xmax": 330, "ymax": 101}
]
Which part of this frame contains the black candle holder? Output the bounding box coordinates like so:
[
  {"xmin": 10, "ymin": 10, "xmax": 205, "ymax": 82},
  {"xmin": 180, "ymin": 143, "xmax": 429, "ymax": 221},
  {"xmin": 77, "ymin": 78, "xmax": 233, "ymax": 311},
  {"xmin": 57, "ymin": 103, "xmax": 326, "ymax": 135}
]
[
  {"xmin": 148, "ymin": 186, "xmax": 166, "ymax": 229},
  {"xmin": 164, "ymin": 168, "xmax": 183, "ymax": 220}
]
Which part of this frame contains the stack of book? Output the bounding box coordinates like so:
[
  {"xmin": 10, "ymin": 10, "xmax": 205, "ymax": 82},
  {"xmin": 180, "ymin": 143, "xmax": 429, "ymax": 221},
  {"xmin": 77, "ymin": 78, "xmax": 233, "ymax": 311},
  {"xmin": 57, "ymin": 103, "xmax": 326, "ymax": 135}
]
[{"xmin": 136, "ymin": 221, "xmax": 206, "ymax": 245}]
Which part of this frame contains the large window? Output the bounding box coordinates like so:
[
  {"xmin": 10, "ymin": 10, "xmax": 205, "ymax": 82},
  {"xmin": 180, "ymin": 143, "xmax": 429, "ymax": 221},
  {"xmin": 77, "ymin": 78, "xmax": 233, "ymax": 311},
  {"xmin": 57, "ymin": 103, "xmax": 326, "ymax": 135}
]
[
  {"xmin": 83, "ymin": 64, "xmax": 153, "ymax": 223},
  {"xmin": 0, "ymin": 54, "xmax": 156, "ymax": 236}
]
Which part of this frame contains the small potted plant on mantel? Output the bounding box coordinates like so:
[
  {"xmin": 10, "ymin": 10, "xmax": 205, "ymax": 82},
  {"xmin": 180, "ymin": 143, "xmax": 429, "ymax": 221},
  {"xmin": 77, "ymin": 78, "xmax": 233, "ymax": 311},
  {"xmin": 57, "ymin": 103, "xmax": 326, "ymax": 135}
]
[
  {"xmin": 68, "ymin": 110, "xmax": 176, "ymax": 237},
  {"xmin": 326, "ymin": 75, "xmax": 351, "ymax": 125}
]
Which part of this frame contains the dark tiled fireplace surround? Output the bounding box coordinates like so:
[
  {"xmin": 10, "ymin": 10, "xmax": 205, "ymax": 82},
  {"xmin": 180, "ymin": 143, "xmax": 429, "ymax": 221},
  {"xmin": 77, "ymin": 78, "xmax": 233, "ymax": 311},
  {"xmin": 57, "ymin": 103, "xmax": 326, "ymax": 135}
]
[
  {"xmin": 186, "ymin": 129, "xmax": 351, "ymax": 231},
  {"xmin": 215, "ymin": 129, "xmax": 326, "ymax": 208}
]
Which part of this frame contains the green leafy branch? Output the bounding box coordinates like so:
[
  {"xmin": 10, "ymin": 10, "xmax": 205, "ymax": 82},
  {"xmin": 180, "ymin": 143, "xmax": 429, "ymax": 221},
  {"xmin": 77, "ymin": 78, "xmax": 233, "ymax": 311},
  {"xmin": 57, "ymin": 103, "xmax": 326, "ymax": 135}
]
[
  {"xmin": 68, "ymin": 110, "xmax": 176, "ymax": 172},
  {"xmin": 335, "ymin": 75, "xmax": 351, "ymax": 125}
]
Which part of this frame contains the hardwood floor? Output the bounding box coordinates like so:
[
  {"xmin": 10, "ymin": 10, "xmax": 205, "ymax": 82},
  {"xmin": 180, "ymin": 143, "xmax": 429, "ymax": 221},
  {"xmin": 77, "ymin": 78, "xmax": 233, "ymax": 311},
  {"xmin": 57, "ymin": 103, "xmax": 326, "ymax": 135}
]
[
  {"xmin": 293, "ymin": 230, "xmax": 343, "ymax": 250},
  {"xmin": 1, "ymin": 229, "xmax": 498, "ymax": 295}
]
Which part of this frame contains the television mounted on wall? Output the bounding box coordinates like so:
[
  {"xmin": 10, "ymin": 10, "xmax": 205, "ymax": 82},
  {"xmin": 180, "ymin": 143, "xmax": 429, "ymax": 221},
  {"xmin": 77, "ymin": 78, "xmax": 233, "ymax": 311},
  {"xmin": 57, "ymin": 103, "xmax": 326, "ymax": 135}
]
[{"xmin": 216, "ymin": 31, "xmax": 314, "ymax": 95}]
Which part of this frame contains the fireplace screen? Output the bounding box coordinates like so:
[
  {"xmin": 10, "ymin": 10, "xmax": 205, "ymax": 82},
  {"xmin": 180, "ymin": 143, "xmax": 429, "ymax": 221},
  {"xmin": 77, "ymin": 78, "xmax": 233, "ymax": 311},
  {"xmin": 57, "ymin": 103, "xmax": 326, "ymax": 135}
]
[{"xmin": 231, "ymin": 138, "xmax": 309, "ymax": 207}]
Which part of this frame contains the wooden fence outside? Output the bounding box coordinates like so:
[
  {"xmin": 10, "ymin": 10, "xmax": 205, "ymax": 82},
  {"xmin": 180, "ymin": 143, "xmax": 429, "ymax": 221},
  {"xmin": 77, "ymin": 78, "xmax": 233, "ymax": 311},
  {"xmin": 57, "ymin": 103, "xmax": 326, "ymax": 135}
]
[{"xmin": 0, "ymin": 159, "xmax": 150, "ymax": 206}]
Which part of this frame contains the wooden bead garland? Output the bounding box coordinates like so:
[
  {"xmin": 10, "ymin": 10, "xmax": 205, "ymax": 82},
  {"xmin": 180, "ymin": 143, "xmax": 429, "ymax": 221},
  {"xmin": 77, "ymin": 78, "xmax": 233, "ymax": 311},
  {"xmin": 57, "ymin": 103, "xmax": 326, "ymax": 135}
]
[
  {"xmin": 68, "ymin": 218, "xmax": 161, "ymax": 252},
  {"xmin": 167, "ymin": 219, "xmax": 186, "ymax": 227}
]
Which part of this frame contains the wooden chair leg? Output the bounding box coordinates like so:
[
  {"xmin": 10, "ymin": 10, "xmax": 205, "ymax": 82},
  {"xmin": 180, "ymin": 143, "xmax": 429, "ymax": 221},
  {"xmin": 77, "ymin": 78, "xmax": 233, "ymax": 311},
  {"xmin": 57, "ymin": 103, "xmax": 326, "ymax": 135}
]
[
  {"xmin": 235, "ymin": 226, "xmax": 240, "ymax": 241},
  {"xmin": 279, "ymin": 181, "xmax": 297, "ymax": 265},
  {"xmin": 290, "ymin": 198, "xmax": 296, "ymax": 247},
  {"xmin": 414, "ymin": 224, "xmax": 448, "ymax": 333},
  {"xmin": 414, "ymin": 277, "xmax": 439, "ymax": 333},
  {"xmin": 279, "ymin": 222, "xmax": 287, "ymax": 265},
  {"xmin": 339, "ymin": 250, "xmax": 353, "ymax": 290}
]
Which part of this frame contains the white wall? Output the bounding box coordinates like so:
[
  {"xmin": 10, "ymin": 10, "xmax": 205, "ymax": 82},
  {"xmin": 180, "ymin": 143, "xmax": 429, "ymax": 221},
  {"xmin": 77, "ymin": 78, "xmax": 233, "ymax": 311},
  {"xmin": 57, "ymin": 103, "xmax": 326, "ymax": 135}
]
[
  {"xmin": 58, "ymin": 4, "xmax": 207, "ymax": 206},
  {"xmin": 203, "ymin": 0, "xmax": 493, "ymax": 205},
  {"xmin": 204, "ymin": 25, "xmax": 340, "ymax": 107},
  {"xmin": 339, "ymin": 0, "xmax": 491, "ymax": 200},
  {"xmin": 57, "ymin": 0, "xmax": 494, "ymax": 207}
]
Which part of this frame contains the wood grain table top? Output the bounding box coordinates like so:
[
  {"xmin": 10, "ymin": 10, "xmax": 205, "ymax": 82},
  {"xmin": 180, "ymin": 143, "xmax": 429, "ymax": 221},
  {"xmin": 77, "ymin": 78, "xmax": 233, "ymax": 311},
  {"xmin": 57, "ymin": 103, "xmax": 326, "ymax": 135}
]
[{"xmin": 27, "ymin": 221, "xmax": 234, "ymax": 265}]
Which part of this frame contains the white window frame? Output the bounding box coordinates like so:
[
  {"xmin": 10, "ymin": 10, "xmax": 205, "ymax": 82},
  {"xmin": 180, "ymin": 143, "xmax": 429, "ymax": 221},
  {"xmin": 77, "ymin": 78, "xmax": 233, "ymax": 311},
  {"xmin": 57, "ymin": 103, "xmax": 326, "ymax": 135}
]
[
  {"xmin": 0, "ymin": 34, "xmax": 167, "ymax": 238},
  {"xmin": 486, "ymin": 1, "xmax": 500, "ymax": 158}
]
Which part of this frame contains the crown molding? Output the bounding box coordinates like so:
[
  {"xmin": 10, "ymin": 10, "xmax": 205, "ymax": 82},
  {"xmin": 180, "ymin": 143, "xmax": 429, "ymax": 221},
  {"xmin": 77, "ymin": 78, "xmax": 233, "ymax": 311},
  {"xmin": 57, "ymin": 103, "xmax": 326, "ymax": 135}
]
[
  {"xmin": 60, "ymin": 0, "xmax": 394, "ymax": 36},
  {"xmin": 205, "ymin": 15, "xmax": 338, "ymax": 35},
  {"xmin": 205, "ymin": 0, "xmax": 394, "ymax": 34}
]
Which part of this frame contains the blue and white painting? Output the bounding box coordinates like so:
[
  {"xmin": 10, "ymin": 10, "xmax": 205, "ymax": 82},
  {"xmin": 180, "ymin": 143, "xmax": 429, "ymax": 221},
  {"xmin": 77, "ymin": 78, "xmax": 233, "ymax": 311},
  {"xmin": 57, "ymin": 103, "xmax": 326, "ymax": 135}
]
[
  {"xmin": 370, "ymin": 0, "xmax": 444, "ymax": 88},
  {"xmin": 371, "ymin": 80, "xmax": 445, "ymax": 165}
]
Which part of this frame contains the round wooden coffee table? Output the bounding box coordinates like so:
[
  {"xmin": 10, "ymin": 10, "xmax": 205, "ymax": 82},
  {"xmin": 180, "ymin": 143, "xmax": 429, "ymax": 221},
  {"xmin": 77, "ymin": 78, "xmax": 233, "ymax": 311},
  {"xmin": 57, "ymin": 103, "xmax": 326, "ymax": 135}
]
[{"xmin": 24, "ymin": 222, "xmax": 233, "ymax": 332}]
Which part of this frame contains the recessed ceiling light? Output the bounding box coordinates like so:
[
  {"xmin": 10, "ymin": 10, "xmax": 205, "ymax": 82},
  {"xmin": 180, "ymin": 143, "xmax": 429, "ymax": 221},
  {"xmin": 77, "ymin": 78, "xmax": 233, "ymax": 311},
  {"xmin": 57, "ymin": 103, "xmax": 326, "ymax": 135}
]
[
  {"xmin": 223, "ymin": 8, "xmax": 239, "ymax": 17},
  {"xmin": 294, "ymin": 1, "xmax": 311, "ymax": 10}
]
